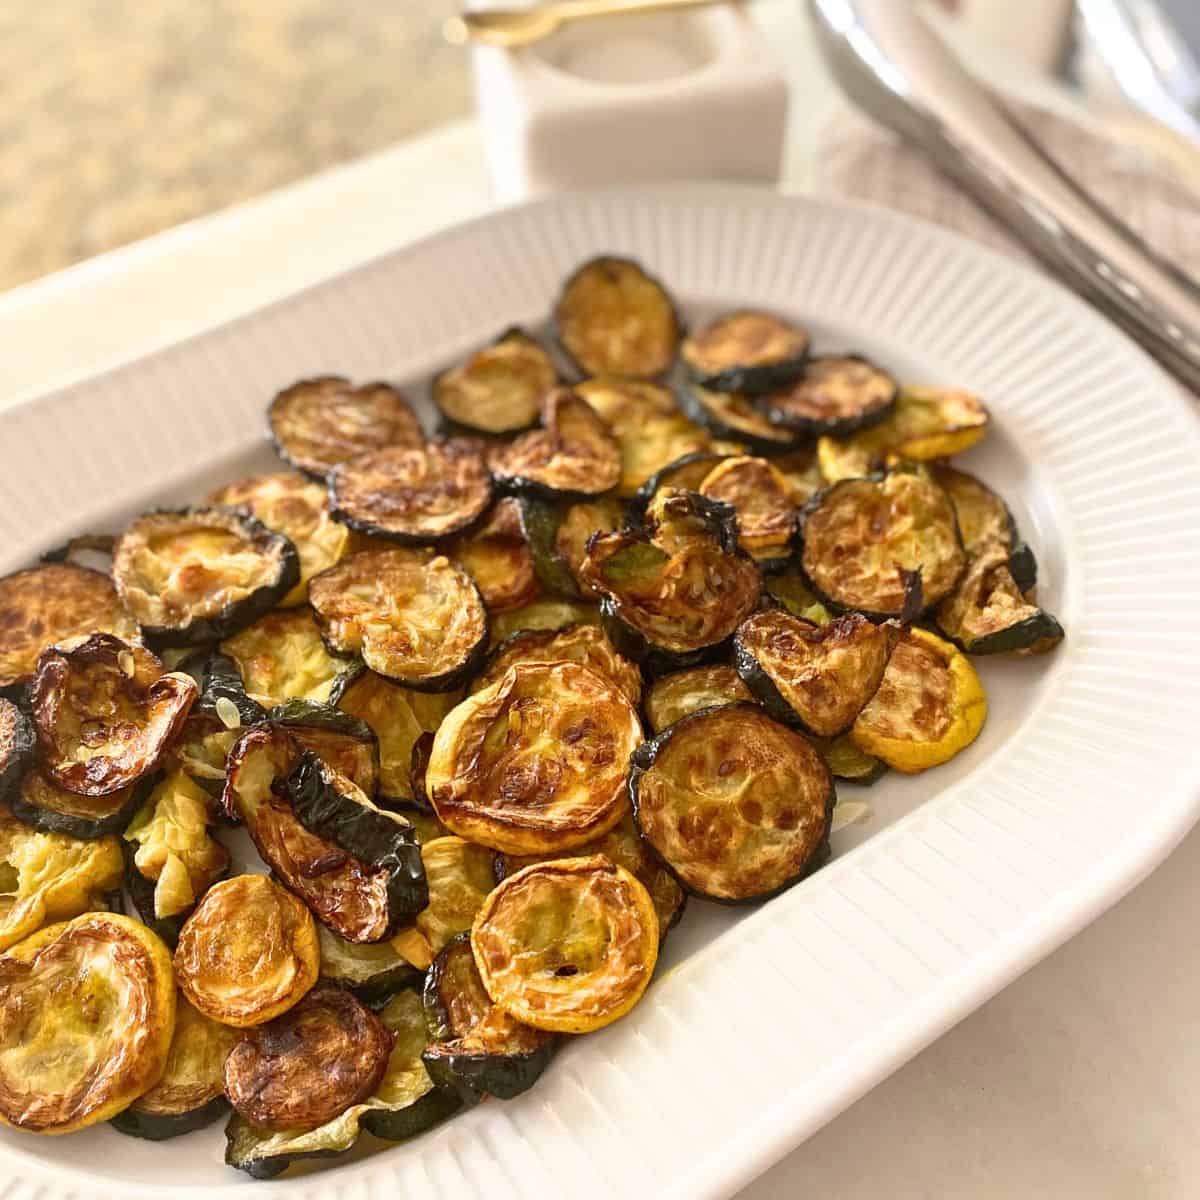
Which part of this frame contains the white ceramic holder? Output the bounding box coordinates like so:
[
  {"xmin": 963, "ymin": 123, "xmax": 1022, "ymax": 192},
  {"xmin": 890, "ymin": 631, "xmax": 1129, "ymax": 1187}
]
[{"xmin": 471, "ymin": 3, "xmax": 789, "ymax": 201}]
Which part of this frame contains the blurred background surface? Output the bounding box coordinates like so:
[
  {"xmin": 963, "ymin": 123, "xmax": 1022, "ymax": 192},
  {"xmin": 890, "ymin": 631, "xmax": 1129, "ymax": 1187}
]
[{"xmin": 0, "ymin": 0, "xmax": 470, "ymax": 290}]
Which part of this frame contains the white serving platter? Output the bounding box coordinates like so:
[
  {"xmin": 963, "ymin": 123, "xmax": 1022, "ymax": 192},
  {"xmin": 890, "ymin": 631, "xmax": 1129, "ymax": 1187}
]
[{"xmin": 2, "ymin": 185, "xmax": 1199, "ymax": 1199}]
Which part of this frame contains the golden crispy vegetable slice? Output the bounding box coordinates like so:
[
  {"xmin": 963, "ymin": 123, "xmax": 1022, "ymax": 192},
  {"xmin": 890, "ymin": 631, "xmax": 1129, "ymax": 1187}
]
[
  {"xmin": 111, "ymin": 994, "xmax": 237, "ymax": 1141},
  {"xmin": 448, "ymin": 498, "xmax": 540, "ymax": 613},
  {"xmin": 472, "ymin": 623, "xmax": 642, "ymax": 706},
  {"xmin": 309, "ymin": 548, "xmax": 488, "ymax": 692},
  {"xmin": 801, "ymin": 471, "xmax": 965, "ymax": 619},
  {"xmin": 817, "ymin": 386, "xmax": 990, "ymax": 482},
  {"xmin": 112, "ymin": 508, "xmax": 299, "ymax": 648},
  {"xmin": 555, "ymin": 256, "xmax": 680, "ymax": 379},
  {"xmin": 409, "ymin": 835, "xmax": 497, "ymax": 960},
  {"xmin": 330, "ymin": 439, "xmax": 493, "ymax": 544},
  {"xmin": 268, "ymin": 376, "xmax": 424, "ymax": 480},
  {"xmin": 681, "ymin": 384, "xmax": 800, "ymax": 455},
  {"xmin": 851, "ymin": 628, "xmax": 987, "ymax": 772},
  {"xmin": 681, "ymin": 310, "xmax": 810, "ymax": 394},
  {"xmin": 434, "ymin": 328, "xmax": 558, "ymax": 435},
  {"xmin": 0, "ymin": 912, "xmax": 175, "ymax": 1134},
  {"xmin": 472, "ymin": 854, "xmax": 658, "ymax": 1033},
  {"xmin": 734, "ymin": 609, "xmax": 901, "ymax": 737},
  {"xmin": 224, "ymin": 984, "xmax": 393, "ymax": 1133},
  {"xmin": 758, "ymin": 355, "xmax": 897, "ymax": 435},
  {"xmin": 11, "ymin": 769, "xmax": 143, "ymax": 840},
  {"xmin": 209, "ymin": 472, "xmax": 350, "ymax": 606},
  {"xmin": 489, "ymin": 388, "xmax": 622, "ymax": 499},
  {"xmin": 576, "ymin": 377, "xmax": 710, "ymax": 497},
  {"xmin": 174, "ymin": 873, "xmax": 319, "ymax": 1027},
  {"xmin": 0, "ymin": 807, "xmax": 123, "ymax": 952},
  {"xmin": 268, "ymin": 699, "xmax": 379, "ymax": 796},
  {"xmin": 427, "ymin": 661, "xmax": 642, "ymax": 855},
  {"xmin": 489, "ymin": 598, "xmax": 600, "ymax": 644},
  {"xmin": 0, "ymin": 564, "xmax": 139, "ymax": 692},
  {"xmin": 698, "ymin": 454, "xmax": 797, "ymax": 564},
  {"xmin": 31, "ymin": 634, "xmax": 196, "ymax": 796},
  {"xmin": 644, "ymin": 664, "xmax": 753, "ymax": 734},
  {"xmin": 629, "ymin": 450, "xmax": 731, "ymax": 524},
  {"xmin": 519, "ymin": 494, "xmax": 626, "ymax": 600},
  {"xmin": 631, "ymin": 704, "xmax": 834, "ymax": 902}
]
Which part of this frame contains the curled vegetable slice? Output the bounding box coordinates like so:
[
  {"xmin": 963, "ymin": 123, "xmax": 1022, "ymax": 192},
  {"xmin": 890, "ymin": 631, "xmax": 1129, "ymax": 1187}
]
[
  {"xmin": 555, "ymin": 256, "xmax": 680, "ymax": 379},
  {"xmin": 309, "ymin": 548, "xmax": 488, "ymax": 692},
  {"xmin": 681, "ymin": 310, "xmax": 810, "ymax": 394},
  {"xmin": 174, "ymin": 873, "xmax": 319, "ymax": 1027},
  {"xmin": 757, "ymin": 354, "xmax": 897, "ymax": 435},
  {"xmin": 519, "ymin": 494, "xmax": 626, "ymax": 600},
  {"xmin": 434, "ymin": 328, "xmax": 557, "ymax": 435},
  {"xmin": 851, "ymin": 628, "xmax": 987, "ymax": 772},
  {"xmin": 268, "ymin": 699, "xmax": 379, "ymax": 797},
  {"xmin": 448, "ymin": 497, "xmax": 540, "ymax": 613},
  {"xmin": 489, "ymin": 388, "xmax": 622, "ymax": 499},
  {"xmin": 630, "ymin": 704, "xmax": 834, "ymax": 903},
  {"xmin": 473, "ymin": 854, "xmax": 659, "ymax": 1033},
  {"xmin": 801, "ymin": 471, "xmax": 965, "ymax": 619},
  {"xmin": 224, "ymin": 984, "xmax": 393, "ymax": 1133},
  {"xmin": 472, "ymin": 623, "xmax": 642, "ymax": 706},
  {"xmin": 268, "ymin": 376, "xmax": 423, "ymax": 480},
  {"xmin": 330, "ymin": 439, "xmax": 493, "ymax": 544},
  {"xmin": 680, "ymin": 384, "xmax": 800, "ymax": 455},
  {"xmin": 734, "ymin": 609, "xmax": 901, "ymax": 737},
  {"xmin": 0, "ymin": 563, "xmax": 138, "ymax": 693},
  {"xmin": 111, "ymin": 994, "xmax": 237, "ymax": 1141},
  {"xmin": 644, "ymin": 664, "xmax": 753, "ymax": 735},
  {"xmin": 31, "ymin": 634, "xmax": 196, "ymax": 797},
  {"xmin": 427, "ymin": 661, "xmax": 642, "ymax": 855},
  {"xmin": 698, "ymin": 454, "xmax": 797, "ymax": 564},
  {"xmin": 0, "ymin": 699, "xmax": 35, "ymax": 803},
  {"xmin": 0, "ymin": 912, "xmax": 175, "ymax": 1134}
]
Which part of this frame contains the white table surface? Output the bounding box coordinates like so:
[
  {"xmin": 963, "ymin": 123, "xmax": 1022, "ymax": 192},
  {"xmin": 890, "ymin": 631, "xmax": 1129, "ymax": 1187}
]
[{"xmin": 3, "ymin": 6, "xmax": 1199, "ymax": 1197}]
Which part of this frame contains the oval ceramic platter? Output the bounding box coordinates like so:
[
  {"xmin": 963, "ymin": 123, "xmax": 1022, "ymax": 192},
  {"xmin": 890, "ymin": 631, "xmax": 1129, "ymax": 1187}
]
[{"xmin": 1, "ymin": 186, "xmax": 1199, "ymax": 1199}]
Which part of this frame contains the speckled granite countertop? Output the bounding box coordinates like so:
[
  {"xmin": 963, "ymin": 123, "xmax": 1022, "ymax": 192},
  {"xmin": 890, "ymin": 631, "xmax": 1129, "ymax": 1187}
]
[{"xmin": 0, "ymin": 0, "xmax": 470, "ymax": 291}]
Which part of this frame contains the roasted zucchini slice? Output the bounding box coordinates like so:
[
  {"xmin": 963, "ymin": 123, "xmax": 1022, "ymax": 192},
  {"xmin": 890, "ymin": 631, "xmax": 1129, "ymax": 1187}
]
[
  {"xmin": 124, "ymin": 769, "xmax": 231, "ymax": 944},
  {"xmin": 821, "ymin": 732, "xmax": 888, "ymax": 786},
  {"xmin": 309, "ymin": 548, "xmax": 488, "ymax": 692},
  {"xmin": 12, "ymin": 769, "xmax": 145, "ymax": 840},
  {"xmin": 268, "ymin": 699, "xmax": 380, "ymax": 797},
  {"xmin": 268, "ymin": 376, "xmax": 424, "ymax": 480},
  {"xmin": 422, "ymin": 933, "xmax": 556, "ymax": 1102},
  {"xmin": 489, "ymin": 387, "xmax": 622, "ymax": 499},
  {"xmin": 681, "ymin": 310, "xmax": 810, "ymax": 394},
  {"xmin": 643, "ymin": 664, "xmax": 752, "ymax": 735},
  {"xmin": 0, "ymin": 698, "xmax": 34, "ymax": 803},
  {"xmin": 0, "ymin": 563, "xmax": 139, "ymax": 694},
  {"xmin": 489, "ymin": 597, "xmax": 600, "ymax": 644},
  {"xmin": 0, "ymin": 912, "xmax": 174, "ymax": 1135},
  {"xmin": 224, "ymin": 988, "xmax": 460, "ymax": 1178},
  {"xmin": 336, "ymin": 670, "xmax": 460, "ymax": 805},
  {"xmin": 757, "ymin": 354, "xmax": 897, "ymax": 435},
  {"xmin": 496, "ymin": 815, "xmax": 685, "ymax": 941},
  {"xmin": 472, "ymin": 854, "xmax": 658, "ymax": 1033},
  {"xmin": 0, "ymin": 806, "xmax": 123, "ymax": 952},
  {"xmin": 112, "ymin": 507, "xmax": 300, "ymax": 647},
  {"xmin": 519, "ymin": 494, "xmax": 626, "ymax": 599},
  {"xmin": 629, "ymin": 450, "xmax": 731, "ymax": 524},
  {"xmin": 630, "ymin": 704, "xmax": 834, "ymax": 903},
  {"xmin": 427, "ymin": 661, "xmax": 642, "ymax": 855},
  {"xmin": 554, "ymin": 256, "xmax": 681, "ymax": 379},
  {"xmin": 208, "ymin": 472, "xmax": 351, "ymax": 606},
  {"xmin": 111, "ymin": 994, "xmax": 236, "ymax": 1141},
  {"xmin": 224, "ymin": 725, "xmax": 426, "ymax": 942},
  {"xmin": 934, "ymin": 546, "xmax": 1064, "ymax": 655},
  {"xmin": 434, "ymin": 328, "xmax": 558, "ymax": 435},
  {"xmin": 763, "ymin": 564, "xmax": 833, "ymax": 624},
  {"xmin": 224, "ymin": 983, "xmax": 393, "ymax": 1132},
  {"xmin": 329, "ymin": 439, "xmax": 493, "ymax": 544},
  {"xmin": 580, "ymin": 490, "xmax": 762, "ymax": 668},
  {"xmin": 851, "ymin": 628, "xmax": 987, "ymax": 772},
  {"xmin": 817, "ymin": 386, "xmax": 990, "ymax": 482},
  {"xmin": 472, "ymin": 623, "xmax": 642, "ymax": 706},
  {"xmin": 31, "ymin": 634, "xmax": 196, "ymax": 796},
  {"xmin": 575, "ymin": 378, "xmax": 710, "ymax": 498},
  {"xmin": 317, "ymin": 922, "xmax": 420, "ymax": 1005},
  {"xmin": 734, "ymin": 610, "xmax": 901, "ymax": 737},
  {"xmin": 174, "ymin": 872, "xmax": 320, "ymax": 1027},
  {"xmin": 680, "ymin": 384, "xmax": 800, "ymax": 455},
  {"xmin": 221, "ymin": 606, "xmax": 359, "ymax": 709},
  {"xmin": 800, "ymin": 471, "xmax": 965, "ymax": 619},
  {"xmin": 697, "ymin": 454, "xmax": 797, "ymax": 565},
  {"xmin": 448, "ymin": 497, "xmax": 540, "ymax": 613}
]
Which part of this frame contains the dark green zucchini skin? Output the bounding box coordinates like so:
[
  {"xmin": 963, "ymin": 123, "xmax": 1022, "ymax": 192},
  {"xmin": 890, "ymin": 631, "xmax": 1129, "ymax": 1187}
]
[
  {"xmin": 941, "ymin": 607, "xmax": 1064, "ymax": 656},
  {"xmin": 1008, "ymin": 542, "xmax": 1039, "ymax": 593},
  {"xmin": 9, "ymin": 767, "xmax": 151, "ymax": 839},
  {"xmin": 111, "ymin": 1095, "xmax": 229, "ymax": 1142},
  {"xmin": 268, "ymin": 698, "xmax": 376, "ymax": 742},
  {"xmin": 179, "ymin": 649, "xmax": 268, "ymax": 727},
  {"xmin": 359, "ymin": 1086, "xmax": 463, "ymax": 1141},
  {"xmin": 286, "ymin": 750, "xmax": 428, "ymax": 925},
  {"xmin": 0, "ymin": 697, "xmax": 35, "ymax": 804},
  {"xmin": 518, "ymin": 496, "xmax": 585, "ymax": 599},
  {"xmin": 676, "ymin": 386, "xmax": 800, "ymax": 456}
]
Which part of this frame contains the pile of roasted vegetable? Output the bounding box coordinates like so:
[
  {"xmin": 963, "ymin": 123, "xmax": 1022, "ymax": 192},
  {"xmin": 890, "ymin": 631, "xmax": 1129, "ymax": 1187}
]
[{"xmin": 0, "ymin": 256, "xmax": 1062, "ymax": 1177}]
